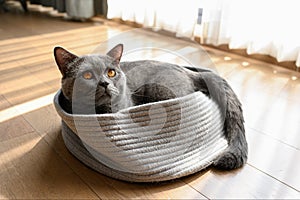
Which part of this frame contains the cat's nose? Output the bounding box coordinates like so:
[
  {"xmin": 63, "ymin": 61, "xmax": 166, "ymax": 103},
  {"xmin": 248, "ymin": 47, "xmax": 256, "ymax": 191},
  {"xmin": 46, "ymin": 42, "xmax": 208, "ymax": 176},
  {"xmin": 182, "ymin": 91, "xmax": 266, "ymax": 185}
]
[{"xmin": 98, "ymin": 81, "xmax": 109, "ymax": 88}]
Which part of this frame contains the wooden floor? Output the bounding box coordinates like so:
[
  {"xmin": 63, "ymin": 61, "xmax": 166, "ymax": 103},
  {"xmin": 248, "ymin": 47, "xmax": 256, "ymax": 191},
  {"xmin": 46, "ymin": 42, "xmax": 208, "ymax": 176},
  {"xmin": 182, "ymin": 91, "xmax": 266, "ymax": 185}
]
[{"xmin": 1, "ymin": 3, "xmax": 300, "ymax": 199}]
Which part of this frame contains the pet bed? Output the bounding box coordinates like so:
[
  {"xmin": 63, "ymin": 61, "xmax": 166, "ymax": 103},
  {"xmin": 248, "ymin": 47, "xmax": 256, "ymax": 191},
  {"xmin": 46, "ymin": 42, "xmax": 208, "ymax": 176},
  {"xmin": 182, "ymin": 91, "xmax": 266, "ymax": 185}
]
[{"xmin": 54, "ymin": 90, "xmax": 228, "ymax": 182}]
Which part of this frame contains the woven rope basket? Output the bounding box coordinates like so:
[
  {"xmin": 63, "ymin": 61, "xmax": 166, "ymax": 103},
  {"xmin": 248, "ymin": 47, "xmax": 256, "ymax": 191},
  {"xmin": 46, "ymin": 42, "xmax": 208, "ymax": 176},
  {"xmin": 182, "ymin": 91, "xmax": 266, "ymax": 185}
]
[{"xmin": 54, "ymin": 90, "xmax": 228, "ymax": 182}]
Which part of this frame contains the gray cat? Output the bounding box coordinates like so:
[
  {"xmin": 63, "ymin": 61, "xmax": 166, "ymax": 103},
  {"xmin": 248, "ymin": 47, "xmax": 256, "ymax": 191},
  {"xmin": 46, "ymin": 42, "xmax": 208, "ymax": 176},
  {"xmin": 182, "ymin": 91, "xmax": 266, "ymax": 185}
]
[{"xmin": 54, "ymin": 44, "xmax": 248, "ymax": 170}]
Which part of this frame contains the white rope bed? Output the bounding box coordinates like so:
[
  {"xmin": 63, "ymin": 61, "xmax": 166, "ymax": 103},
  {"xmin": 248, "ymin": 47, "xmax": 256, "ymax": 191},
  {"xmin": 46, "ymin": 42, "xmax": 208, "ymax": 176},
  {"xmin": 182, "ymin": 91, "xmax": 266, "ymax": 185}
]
[{"xmin": 54, "ymin": 90, "xmax": 228, "ymax": 182}]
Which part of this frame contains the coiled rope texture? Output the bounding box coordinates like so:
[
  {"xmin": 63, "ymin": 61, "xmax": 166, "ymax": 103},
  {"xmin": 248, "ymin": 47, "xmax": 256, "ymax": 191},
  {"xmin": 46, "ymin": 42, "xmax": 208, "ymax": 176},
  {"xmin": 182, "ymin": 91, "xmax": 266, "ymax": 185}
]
[{"xmin": 54, "ymin": 90, "xmax": 228, "ymax": 182}]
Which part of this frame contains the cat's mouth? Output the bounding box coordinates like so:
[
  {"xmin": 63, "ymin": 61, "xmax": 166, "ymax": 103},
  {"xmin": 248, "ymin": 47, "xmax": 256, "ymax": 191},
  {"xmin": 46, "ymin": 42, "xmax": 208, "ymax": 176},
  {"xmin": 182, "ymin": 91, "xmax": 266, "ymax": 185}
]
[
  {"xmin": 96, "ymin": 88, "xmax": 111, "ymax": 98},
  {"xmin": 95, "ymin": 85, "xmax": 119, "ymax": 100}
]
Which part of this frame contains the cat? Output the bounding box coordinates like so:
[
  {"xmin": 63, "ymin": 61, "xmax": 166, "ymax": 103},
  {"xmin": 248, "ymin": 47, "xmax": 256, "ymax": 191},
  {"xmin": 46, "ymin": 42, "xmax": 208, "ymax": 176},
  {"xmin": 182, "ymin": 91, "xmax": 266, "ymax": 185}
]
[{"xmin": 54, "ymin": 44, "xmax": 248, "ymax": 170}]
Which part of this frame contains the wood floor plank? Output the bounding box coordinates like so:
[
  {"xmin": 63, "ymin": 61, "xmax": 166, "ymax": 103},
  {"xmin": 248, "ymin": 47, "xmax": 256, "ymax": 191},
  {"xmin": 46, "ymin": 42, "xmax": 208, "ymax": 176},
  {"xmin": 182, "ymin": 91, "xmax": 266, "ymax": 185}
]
[
  {"xmin": 0, "ymin": 39, "xmax": 102, "ymax": 67},
  {"xmin": 0, "ymin": 12, "xmax": 95, "ymax": 43},
  {"xmin": 0, "ymin": 95, "xmax": 11, "ymax": 111},
  {"xmin": 226, "ymin": 70, "xmax": 300, "ymax": 149},
  {"xmin": 239, "ymin": 92, "xmax": 300, "ymax": 150},
  {"xmin": 0, "ymin": 115, "xmax": 34, "ymax": 142},
  {"xmin": 206, "ymin": 50, "xmax": 245, "ymax": 76},
  {"xmin": 279, "ymin": 78, "xmax": 300, "ymax": 102},
  {"xmin": 1, "ymin": 74, "xmax": 56, "ymax": 106},
  {"xmin": 0, "ymin": 31, "xmax": 115, "ymax": 62},
  {"xmin": 183, "ymin": 165, "xmax": 300, "ymax": 199},
  {"xmin": 226, "ymin": 63, "xmax": 290, "ymax": 96},
  {"xmin": 0, "ymin": 132, "xmax": 99, "ymax": 199},
  {"xmin": 247, "ymin": 127, "xmax": 300, "ymax": 191},
  {"xmin": 0, "ymin": 25, "xmax": 106, "ymax": 45},
  {"xmin": 246, "ymin": 98, "xmax": 300, "ymax": 149}
]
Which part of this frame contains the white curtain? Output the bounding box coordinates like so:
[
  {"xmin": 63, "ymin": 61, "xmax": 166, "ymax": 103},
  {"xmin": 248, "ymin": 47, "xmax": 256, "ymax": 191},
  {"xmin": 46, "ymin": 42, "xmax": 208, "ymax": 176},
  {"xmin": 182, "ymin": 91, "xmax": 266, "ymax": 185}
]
[
  {"xmin": 200, "ymin": 0, "xmax": 300, "ymax": 67},
  {"xmin": 107, "ymin": 0, "xmax": 300, "ymax": 67},
  {"xmin": 107, "ymin": 0, "xmax": 199, "ymax": 38}
]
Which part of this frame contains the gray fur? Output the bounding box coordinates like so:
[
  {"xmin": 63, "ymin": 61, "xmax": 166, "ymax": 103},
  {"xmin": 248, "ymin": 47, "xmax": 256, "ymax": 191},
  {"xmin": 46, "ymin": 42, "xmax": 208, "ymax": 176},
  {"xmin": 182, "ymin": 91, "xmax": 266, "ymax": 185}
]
[{"xmin": 54, "ymin": 44, "xmax": 248, "ymax": 170}]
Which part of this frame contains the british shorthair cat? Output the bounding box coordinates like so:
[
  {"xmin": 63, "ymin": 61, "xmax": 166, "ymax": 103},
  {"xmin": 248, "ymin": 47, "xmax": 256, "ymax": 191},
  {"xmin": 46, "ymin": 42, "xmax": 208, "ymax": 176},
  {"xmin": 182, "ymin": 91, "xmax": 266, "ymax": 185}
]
[{"xmin": 54, "ymin": 44, "xmax": 248, "ymax": 170}]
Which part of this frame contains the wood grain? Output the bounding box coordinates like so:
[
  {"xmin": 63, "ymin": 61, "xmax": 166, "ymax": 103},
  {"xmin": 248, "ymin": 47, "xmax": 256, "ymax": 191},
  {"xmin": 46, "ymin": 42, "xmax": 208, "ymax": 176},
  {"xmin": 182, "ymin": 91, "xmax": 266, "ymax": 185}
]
[
  {"xmin": 0, "ymin": 132, "xmax": 99, "ymax": 199},
  {"xmin": 183, "ymin": 165, "xmax": 300, "ymax": 199}
]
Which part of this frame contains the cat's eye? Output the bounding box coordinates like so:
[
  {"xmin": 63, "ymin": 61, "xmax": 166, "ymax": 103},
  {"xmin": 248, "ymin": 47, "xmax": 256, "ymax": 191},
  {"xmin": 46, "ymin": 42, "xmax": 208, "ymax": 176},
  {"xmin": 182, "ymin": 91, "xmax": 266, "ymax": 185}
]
[
  {"xmin": 107, "ymin": 69, "xmax": 116, "ymax": 78},
  {"xmin": 83, "ymin": 71, "xmax": 93, "ymax": 80}
]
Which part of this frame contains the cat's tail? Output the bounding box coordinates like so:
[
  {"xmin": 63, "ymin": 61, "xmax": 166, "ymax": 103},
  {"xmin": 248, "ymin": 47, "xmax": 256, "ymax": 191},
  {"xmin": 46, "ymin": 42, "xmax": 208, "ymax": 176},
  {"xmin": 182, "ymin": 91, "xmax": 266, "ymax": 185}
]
[
  {"xmin": 213, "ymin": 78, "xmax": 248, "ymax": 170},
  {"xmin": 213, "ymin": 121, "xmax": 248, "ymax": 169},
  {"xmin": 195, "ymin": 71, "xmax": 248, "ymax": 170}
]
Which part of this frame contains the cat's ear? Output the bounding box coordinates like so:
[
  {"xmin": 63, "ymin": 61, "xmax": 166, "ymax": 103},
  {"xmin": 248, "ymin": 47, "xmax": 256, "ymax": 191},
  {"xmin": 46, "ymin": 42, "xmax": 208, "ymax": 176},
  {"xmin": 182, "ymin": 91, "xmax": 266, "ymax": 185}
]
[
  {"xmin": 54, "ymin": 46, "xmax": 78, "ymax": 77},
  {"xmin": 106, "ymin": 44, "xmax": 123, "ymax": 64}
]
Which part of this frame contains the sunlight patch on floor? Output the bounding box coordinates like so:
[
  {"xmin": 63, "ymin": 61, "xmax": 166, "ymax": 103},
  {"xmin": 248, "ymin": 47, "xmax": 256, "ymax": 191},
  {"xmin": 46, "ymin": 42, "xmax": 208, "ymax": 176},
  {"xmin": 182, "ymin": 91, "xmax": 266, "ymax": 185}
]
[
  {"xmin": 0, "ymin": 93, "xmax": 56, "ymax": 123},
  {"xmin": 0, "ymin": 132, "xmax": 41, "ymax": 172}
]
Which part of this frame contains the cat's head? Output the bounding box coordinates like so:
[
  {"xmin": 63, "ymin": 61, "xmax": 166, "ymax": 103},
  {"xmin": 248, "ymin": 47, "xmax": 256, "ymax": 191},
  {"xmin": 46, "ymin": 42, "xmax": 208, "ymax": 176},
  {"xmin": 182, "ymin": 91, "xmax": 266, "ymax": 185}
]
[{"xmin": 54, "ymin": 44, "xmax": 127, "ymax": 114}]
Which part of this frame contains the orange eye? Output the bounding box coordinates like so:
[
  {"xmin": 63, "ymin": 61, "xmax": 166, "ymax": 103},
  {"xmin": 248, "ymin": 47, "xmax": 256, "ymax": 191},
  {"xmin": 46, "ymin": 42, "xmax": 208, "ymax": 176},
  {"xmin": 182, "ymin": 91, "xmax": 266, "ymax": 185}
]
[
  {"xmin": 107, "ymin": 69, "xmax": 116, "ymax": 78},
  {"xmin": 83, "ymin": 71, "xmax": 93, "ymax": 79}
]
